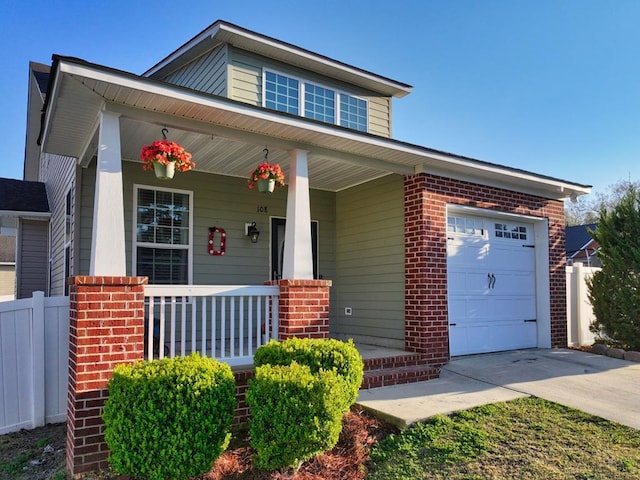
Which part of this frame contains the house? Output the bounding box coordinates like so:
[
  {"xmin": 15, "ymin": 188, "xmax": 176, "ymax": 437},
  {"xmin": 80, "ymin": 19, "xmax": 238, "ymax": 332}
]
[
  {"xmin": 0, "ymin": 177, "xmax": 50, "ymax": 299},
  {"xmin": 22, "ymin": 19, "xmax": 591, "ymax": 364},
  {"xmin": 566, "ymin": 223, "xmax": 600, "ymax": 267}
]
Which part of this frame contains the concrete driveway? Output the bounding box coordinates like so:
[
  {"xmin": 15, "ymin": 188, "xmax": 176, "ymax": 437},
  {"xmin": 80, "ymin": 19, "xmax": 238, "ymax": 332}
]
[{"xmin": 356, "ymin": 348, "xmax": 640, "ymax": 429}]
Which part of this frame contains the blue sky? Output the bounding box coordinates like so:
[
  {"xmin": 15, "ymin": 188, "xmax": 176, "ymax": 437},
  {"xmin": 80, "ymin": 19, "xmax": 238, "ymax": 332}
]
[{"xmin": 3, "ymin": 0, "xmax": 640, "ymax": 196}]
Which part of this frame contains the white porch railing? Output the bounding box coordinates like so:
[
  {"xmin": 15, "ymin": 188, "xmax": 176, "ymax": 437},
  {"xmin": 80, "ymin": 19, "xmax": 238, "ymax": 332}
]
[{"xmin": 144, "ymin": 285, "xmax": 279, "ymax": 366}]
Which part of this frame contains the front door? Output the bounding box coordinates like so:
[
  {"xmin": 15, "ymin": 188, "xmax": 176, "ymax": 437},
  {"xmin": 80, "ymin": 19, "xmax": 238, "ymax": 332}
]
[{"xmin": 271, "ymin": 218, "xmax": 318, "ymax": 280}]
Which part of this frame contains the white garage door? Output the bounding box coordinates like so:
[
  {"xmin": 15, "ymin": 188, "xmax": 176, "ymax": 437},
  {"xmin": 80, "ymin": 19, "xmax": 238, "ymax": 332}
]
[{"xmin": 447, "ymin": 214, "xmax": 537, "ymax": 356}]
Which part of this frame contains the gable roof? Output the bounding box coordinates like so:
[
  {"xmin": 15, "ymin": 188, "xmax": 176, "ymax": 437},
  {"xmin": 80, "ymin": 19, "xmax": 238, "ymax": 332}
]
[
  {"xmin": 40, "ymin": 55, "xmax": 591, "ymax": 198},
  {"xmin": 143, "ymin": 20, "xmax": 413, "ymax": 98},
  {"xmin": 0, "ymin": 178, "xmax": 50, "ymax": 216},
  {"xmin": 566, "ymin": 223, "xmax": 597, "ymax": 257}
]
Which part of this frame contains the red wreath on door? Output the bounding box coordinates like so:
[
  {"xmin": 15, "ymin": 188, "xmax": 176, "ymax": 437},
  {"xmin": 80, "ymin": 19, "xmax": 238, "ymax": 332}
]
[{"xmin": 208, "ymin": 227, "xmax": 226, "ymax": 255}]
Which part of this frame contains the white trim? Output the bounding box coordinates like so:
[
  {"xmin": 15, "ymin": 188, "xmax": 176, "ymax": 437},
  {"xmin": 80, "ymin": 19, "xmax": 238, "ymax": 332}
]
[
  {"xmin": 446, "ymin": 204, "xmax": 552, "ymax": 350},
  {"xmin": 269, "ymin": 216, "xmax": 320, "ymax": 281},
  {"xmin": 0, "ymin": 210, "xmax": 50, "ymax": 219},
  {"xmin": 132, "ymin": 184, "xmax": 194, "ymax": 284},
  {"xmin": 144, "ymin": 21, "xmax": 411, "ymax": 97},
  {"xmin": 50, "ymin": 59, "xmax": 590, "ymax": 199}
]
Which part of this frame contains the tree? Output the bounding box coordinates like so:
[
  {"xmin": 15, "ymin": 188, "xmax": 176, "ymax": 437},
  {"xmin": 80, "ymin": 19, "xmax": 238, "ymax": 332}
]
[
  {"xmin": 565, "ymin": 179, "xmax": 640, "ymax": 226},
  {"xmin": 587, "ymin": 186, "xmax": 640, "ymax": 350}
]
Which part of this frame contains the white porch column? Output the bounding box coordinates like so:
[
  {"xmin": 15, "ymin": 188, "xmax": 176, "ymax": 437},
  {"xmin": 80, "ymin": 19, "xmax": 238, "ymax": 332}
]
[
  {"xmin": 89, "ymin": 109, "xmax": 126, "ymax": 275},
  {"xmin": 282, "ymin": 149, "xmax": 314, "ymax": 279}
]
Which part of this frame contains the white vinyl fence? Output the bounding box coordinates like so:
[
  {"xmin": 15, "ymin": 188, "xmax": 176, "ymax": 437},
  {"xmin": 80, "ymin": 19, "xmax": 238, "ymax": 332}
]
[
  {"xmin": 566, "ymin": 263, "xmax": 600, "ymax": 347},
  {"xmin": 0, "ymin": 292, "xmax": 69, "ymax": 434}
]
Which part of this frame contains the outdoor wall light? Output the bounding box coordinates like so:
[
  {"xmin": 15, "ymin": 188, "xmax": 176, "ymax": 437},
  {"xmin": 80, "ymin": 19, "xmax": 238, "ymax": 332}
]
[{"xmin": 246, "ymin": 222, "xmax": 260, "ymax": 243}]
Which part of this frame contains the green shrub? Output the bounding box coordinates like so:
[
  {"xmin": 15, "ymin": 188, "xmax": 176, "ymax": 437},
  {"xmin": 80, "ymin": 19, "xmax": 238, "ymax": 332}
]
[
  {"xmin": 588, "ymin": 187, "xmax": 640, "ymax": 350},
  {"xmin": 102, "ymin": 353, "xmax": 235, "ymax": 480},
  {"xmin": 254, "ymin": 337, "xmax": 363, "ymax": 411},
  {"xmin": 246, "ymin": 362, "xmax": 345, "ymax": 471}
]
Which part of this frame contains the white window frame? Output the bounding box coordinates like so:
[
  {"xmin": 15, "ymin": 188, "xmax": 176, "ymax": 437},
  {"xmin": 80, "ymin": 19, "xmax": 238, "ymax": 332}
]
[
  {"xmin": 132, "ymin": 184, "xmax": 194, "ymax": 285},
  {"xmin": 262, "ymin": 69, "xmax": 369, "ymax": 132}
]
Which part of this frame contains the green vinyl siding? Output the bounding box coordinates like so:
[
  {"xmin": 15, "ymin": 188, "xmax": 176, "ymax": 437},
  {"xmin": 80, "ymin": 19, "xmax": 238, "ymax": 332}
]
[
  {"xmin": 228, "ymin": 47, "xmax": 392, "ymax": 137},
  {"xmin": 78, "ymin": 161, "xmax": 336, "ymax": 286},
  {"xmin": 163, "ymin": 45, "xmax": 228, "ymax": 96},
  {"xmin": 333, "ymin": 174, "xmax": 404, "ymax": 347}
]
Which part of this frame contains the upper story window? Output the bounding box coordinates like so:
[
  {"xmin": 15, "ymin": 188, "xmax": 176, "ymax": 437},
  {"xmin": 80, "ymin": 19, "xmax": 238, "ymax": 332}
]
[
  {"xmin": 264, "ymin": 70, "xmax": 368, "ymax": 132},
  {"xmin": 133, "ymin": 185, "xmax": 193, "ymax": 285}
]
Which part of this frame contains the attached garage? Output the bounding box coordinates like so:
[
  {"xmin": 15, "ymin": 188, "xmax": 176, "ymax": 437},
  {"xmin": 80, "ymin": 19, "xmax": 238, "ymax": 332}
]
[{"xmin": 446, "ymin": 208, "xmax": 551, "ymax": 356}]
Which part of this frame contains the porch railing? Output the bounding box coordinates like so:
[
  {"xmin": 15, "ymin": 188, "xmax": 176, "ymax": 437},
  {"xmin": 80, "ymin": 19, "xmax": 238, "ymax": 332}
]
[{"xmin": 144, "ymin": 285, "xmax": 279, "ymax": 366}]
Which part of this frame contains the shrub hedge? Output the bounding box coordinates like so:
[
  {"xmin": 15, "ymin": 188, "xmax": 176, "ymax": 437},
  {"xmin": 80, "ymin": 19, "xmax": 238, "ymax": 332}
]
[
  {"xmin": 253, "ymin": 337, "xmax": 364, "ymax": 411},
  {"xmin": 246, "ymin": 362, "xmax": 345, "ymax": 471},
  {"xmin": 102, "ymin": 353, "xmax": 235, "ymax": 480}
]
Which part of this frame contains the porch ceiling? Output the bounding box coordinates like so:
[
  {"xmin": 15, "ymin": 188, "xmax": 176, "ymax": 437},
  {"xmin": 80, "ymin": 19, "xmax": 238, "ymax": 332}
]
[{"xmin": 40, "ymin": 56, "xmax": 591, "ymax": 198}]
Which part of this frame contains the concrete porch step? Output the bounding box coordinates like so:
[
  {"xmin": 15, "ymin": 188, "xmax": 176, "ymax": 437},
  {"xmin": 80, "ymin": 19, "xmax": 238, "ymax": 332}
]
[{"xmin": 361, "ymin": 353, "xmax": 440, "ymax": 389}]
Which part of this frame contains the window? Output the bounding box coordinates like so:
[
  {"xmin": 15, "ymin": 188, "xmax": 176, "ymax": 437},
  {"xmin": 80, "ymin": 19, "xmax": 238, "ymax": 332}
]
[
  {"xmin": 305, "ymin": 84, "xmax": 335, "ymax": 123},
  {"xmin": 265, "ymin": 71, "xmax": 299, "ymax": 114},
  {"xmin": 339, "ymin": 93, "xmax": 367, "ymax": 131},
  {"xmin": 447, "ymin": 216, "xmax": 485, "ymax": 236},
  {"xmin": 495, "ymin": 223, "xmax": 528, "ymax": 241},
  {"xmin": 133, "ymin": 186, "xmax": 192, "ymax": 284},
  {"xmin": 264, "ymin": 70, "xmax": 368, "ymax": 132},
  {"xmin": 64, "ymin": 189, "xmax": 72, "ymax": 295}
]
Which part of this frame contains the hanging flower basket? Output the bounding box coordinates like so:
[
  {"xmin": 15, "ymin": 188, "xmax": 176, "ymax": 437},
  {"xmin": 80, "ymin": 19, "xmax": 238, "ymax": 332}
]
[
  {"xmin": 140, "ymin": 132, "xmax": 195, "ymax": 180},
  {"xmin": 248, "ymin": 150, "xmax": 285, "ymax": 192}
]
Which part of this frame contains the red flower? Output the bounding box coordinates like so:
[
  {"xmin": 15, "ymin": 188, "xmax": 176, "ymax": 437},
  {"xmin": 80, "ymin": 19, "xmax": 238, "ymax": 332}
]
[
  {"xmin": 140, "ymin": 139, "xmax": 195, "ymax": 173},
  {"xmin": 247, "ymin": 162, "xmax": 285, "ymax": 190}
]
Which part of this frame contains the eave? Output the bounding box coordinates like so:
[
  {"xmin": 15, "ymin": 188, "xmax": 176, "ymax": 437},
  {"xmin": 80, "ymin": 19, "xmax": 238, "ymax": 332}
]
[{"xmin": 40, "ymin": 56, "xmax": 591, "ymax": 199}]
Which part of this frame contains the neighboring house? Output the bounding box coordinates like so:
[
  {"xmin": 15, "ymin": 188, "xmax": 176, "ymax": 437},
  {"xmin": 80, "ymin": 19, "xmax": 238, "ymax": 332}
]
[
  {"xmin": 0, "ymin": 234, "xmax": 16, "ymax": 300},
  {"xmin": 566, "ymin": 223, "xmax": 600, "ymax": 267},
  {"xmin": 0, "ymin": 177, "xmax": 50, "ymax": 299},
  {"xmin": 21, "ymin": 20, "xmax": 590, "ymax": 362}
]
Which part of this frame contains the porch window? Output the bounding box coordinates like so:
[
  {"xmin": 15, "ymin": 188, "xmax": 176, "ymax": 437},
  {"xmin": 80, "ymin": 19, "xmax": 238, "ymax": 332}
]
[
  {"xmin": 133, "ymin": 185, "xmax": 192, "ymax": 284},
  {"xmin": 264, "ymin": 70, "xmax": 368, "ymax": 132}
]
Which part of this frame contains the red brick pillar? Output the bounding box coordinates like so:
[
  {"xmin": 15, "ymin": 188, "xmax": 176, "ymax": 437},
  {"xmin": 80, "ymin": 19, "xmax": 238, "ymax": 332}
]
[
  {"xmin": 66, "ymin": 276, "xmax": 147, "ymax": 477},
  {"xmin": 404, "ymin": 174, "xmax": 449, "ymax": 365},
  {"xmin": 267, "ymin": 279, "xmax": 332, "ymax": 339}
]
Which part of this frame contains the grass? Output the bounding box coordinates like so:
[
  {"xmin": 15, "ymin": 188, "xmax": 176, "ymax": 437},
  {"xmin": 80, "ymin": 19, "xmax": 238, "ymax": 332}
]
[{"xmin": 367, "ymin": 397, "xmax": 640, "ymax": 479}]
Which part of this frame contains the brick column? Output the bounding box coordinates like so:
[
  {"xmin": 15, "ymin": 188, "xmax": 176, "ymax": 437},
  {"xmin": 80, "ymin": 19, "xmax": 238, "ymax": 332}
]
[
  {"xmin": 66, "ymin": 276, "xmax": 147, "ymax": 477},
  {"xmin": 266, "ymin": 279, "xmax": 332, "ymax": 340},
  {"xmin": 404, "ymin": 174, "xmax": 450, "ymax": 365}
]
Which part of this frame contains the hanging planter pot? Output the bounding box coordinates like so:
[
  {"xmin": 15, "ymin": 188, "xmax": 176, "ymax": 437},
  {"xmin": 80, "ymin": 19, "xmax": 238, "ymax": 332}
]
[
  {"xmin": 248, "ymin": 148, "xmax": 285, "ymax": 193},
  {"xmin": 153, "ymin": 161, "xmax": 176, "ymax": 180},
  {"xmin": 140, "ymin": 128, "xmax": 195, "ymax": 179},
  {"xmin": 257, "ymin": 178, "xmax": 276, "ymax": 193}
]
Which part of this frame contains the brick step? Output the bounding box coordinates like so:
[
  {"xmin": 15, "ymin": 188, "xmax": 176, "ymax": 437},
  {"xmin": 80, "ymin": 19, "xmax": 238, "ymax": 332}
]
[
  {"xmin": 363, "ymin": 352, "xmax": 432, "ymax": 371},
  {"xmin": 361, "ymin": 363, "xmax": 440, "ymax": 390}
]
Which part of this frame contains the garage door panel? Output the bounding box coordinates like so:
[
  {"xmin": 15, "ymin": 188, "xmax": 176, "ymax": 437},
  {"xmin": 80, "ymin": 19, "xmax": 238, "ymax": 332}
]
[
  {"xmin": 447, "ymin": 213, "xmax": 537, "ymax": 357},
  {"xmin": 448, "ymin": 271, "xmax": 492, "ymax": 295},
  {"xmin": 447, "ymin": 242, "xmax": 489, "ymax": 266},
  {"xmin": 491, "ymin": 297, "xmax": 536, "ymax": 321},
  {"xmin": 449, "ymin": 296, "xmax": 491, "ymax": 321}
]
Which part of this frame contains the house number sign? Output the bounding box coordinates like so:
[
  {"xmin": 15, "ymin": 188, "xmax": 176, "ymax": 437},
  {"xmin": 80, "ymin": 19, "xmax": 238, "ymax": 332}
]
[{"xmin": 256, "ymin": 206, "xmax": 268, "ymax": 213}]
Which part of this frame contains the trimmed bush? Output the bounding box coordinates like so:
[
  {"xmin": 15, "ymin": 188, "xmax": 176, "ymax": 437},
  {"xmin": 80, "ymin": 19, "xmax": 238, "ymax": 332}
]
[
  {"xmin": 254, "ymin": 337, "xmax": 364, "ymax": 411},
  {"xmin": 102, "ymin": 353, "xmax": 235, "ymax": 480},
  {"xmin": 246, "ymin": 362, "xmax": 345, "ymax": 470}
]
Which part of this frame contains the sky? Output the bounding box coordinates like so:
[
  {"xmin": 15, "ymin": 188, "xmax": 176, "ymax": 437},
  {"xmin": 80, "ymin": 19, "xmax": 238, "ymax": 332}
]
[{"xmin": 2, "ymin": 0, "xmax": 640, "ymax": 198}]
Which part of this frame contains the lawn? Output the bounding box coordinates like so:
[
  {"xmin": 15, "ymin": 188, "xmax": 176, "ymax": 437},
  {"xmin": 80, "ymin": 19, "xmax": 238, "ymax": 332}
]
[
  {"xmin": 2, "ymin": 397, "xmax": 639, "ymax": 479},
  {"xmin": 367, "ymin": 397, "xmax": 640, "ymax": 480}
]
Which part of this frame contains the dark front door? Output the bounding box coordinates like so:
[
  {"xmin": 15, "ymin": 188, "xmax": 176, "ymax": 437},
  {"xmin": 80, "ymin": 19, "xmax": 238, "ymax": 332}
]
[{"xmin": 271, "ymin": 218, "xmax": 318, "ymax": 280}]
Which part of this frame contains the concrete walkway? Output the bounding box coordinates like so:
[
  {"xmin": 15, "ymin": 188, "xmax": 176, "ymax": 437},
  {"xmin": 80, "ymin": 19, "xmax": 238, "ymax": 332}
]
[{"xmin": 356, "ymin": 348, "xmax": 640, "ymax": 429}]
